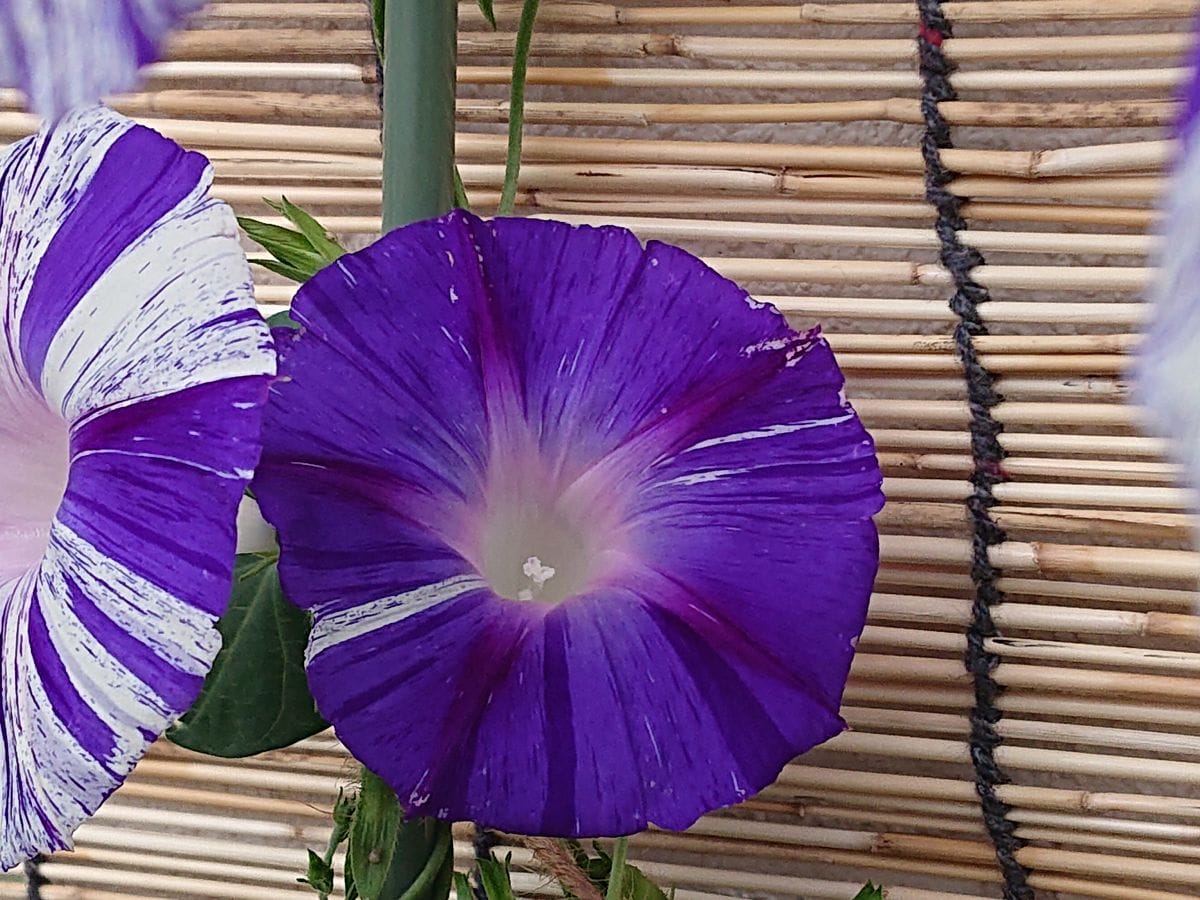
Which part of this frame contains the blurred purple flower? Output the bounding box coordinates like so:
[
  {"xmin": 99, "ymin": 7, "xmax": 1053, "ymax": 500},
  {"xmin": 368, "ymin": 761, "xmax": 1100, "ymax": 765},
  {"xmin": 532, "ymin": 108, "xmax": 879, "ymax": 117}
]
[
  {"xmin": 1139, "ymin": 43, "xmax": 1200, "ymax": 511},
  {"xmin": 0, "ymin": 0, "xmax": 206, "ymax": 117},
  {"xmin": 255, "ymin": 210, "xmax": 883, "ymax": 837},
  {"xmin": 0, "ymin": 106, "xmax": 274, "ymax": 866}
]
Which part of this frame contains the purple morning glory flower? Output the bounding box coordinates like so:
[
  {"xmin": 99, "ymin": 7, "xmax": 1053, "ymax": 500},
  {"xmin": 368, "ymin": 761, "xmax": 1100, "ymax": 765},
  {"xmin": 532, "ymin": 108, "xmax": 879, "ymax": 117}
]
[
  {"xmin": 1139, "ymin": 49, "xmax": 1200, "ymax": 505},
  {"xmin": 254, "ymin": 210, "xmax": 883, "ymax": 837},
  {"xmin": 0, "ymin": 0, "xmax": 206, "ymax": 118},
  {"xmin": 0, "ymin": 106, "xmax": 274, "ymax": 867}
]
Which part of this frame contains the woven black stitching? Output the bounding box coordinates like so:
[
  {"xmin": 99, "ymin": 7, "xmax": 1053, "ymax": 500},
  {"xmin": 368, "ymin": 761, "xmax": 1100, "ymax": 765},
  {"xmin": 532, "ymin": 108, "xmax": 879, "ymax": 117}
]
[
  {"xmin": 23, "ymin": 856, "xmax": 47, "ymax": 900},
  {"xmin": 915, "ymin": 3, "xmax": 1034, "ymax": 897}
]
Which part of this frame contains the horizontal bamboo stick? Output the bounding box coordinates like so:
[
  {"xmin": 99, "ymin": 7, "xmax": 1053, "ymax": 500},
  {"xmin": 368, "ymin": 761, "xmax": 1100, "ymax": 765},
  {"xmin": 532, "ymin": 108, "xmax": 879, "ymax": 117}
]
[
  {"xmin": 166, "ymin": 28, "xmax": 1193, "ymax": 66},
  {"xmin": 867, "ymin": 592, "xmax": 1200, "ymax": 642},
  {"xmin": 780, "ymin": 764, "xmax": 1200, "ymax": 821},
  {"xmin": 844, "ymin": 704, "xmax": 1200, "ymax": 757},
  {"xmin": 532, "ymin": 213, "xmax": 1156, "ymax": 255},
  {"xmin": 752, "ymin": 786, "xmax": 1200, "ymax": 844},
  {"xmin": 871, "ymin": 427, "xmax": 1168, "ymax": 459},
  {"xmin": 456, "ymin": 63, "xmax": 1192, "ymax": 95},
  {"xmin": 880, "ymin": 454, "xmax": 1177, "ymax": 485},
  {"xmin": 458, "ymin": 97, "xmax": 1175, "ymax": 129},
  {"xmin": 879, "ymin": 500, "xmax": 1191, "ymax": 543},
  {"xmin": 882, "ymin": 475, "xmax": 1192, "ymax": 510},
  {"xmin": 843, "ymin": 681, "xmax": 1200, "ymax": 732},
  {"xmin": 853, "ymin": 652, "xmax": 1200, "ymax": 701},
  {"xmin": 145, "ymin": 60, "xmax": 369, "ymax": 83}
]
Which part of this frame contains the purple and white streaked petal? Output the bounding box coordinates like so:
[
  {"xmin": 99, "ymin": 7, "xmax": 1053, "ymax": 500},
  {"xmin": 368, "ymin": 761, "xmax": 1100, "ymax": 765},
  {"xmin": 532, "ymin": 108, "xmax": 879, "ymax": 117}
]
[
  {"xmin": 0, "ymin": 106, "xmax": 273, "ymax": 867},
  {"xmin": 255, "ymin": 210, "xmax": 882, "ymax": 837},
  {"xmin": 0, "ymin": 0, "xmax": 207, "ymax": 118}
]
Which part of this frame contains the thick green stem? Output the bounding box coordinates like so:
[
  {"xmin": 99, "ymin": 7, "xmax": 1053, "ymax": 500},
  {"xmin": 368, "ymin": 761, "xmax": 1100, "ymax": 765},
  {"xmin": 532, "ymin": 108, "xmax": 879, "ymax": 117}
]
[{"xmin": 382, "ymin": 0, "xmax": 458, "ymax": 229}]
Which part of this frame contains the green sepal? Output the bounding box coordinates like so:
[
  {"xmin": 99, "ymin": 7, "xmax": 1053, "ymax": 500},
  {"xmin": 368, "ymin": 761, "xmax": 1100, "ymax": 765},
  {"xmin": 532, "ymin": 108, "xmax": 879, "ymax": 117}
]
[
  {"xmin": 475, "ymin": 855, "xmax": 515, "ymax": 900},
  {"xmin": 851, "ymin": 884, "xmax": 885, "ymax": 900},
  {"xmin": 452, "ymin": 871, "xmax": 474, "ymax": 900},
  {"xmin": 267, "ymin": 308, "xmax": 302, "ymax": 330},
  {"xmin": 167, "ymin": 554, "xmax": 328, "ymax": 757},
  {"xmin": 477, "ymin": 0, "xmax": 497, "ymax": 29},
  {"xmin": 239, "ymin": 218, "xmax": 327, "ymax": 275},
  {"xmin": 240, "ymin": 200, "xmax": 346, "ymax": 284},
  {"xmin": 300, "ymin": 849, "xmax": 336, "ymax": 896},
  {"xmin": 349, "ymin": 771, "xmax": 454, "ymax": 900},
  {"xmin": 265, "ymin": 197, "xmax": 346, "ymax": 264},
  {"xmin": 250, "ymin": 256, "xmax": 314, "ymax": 284}
]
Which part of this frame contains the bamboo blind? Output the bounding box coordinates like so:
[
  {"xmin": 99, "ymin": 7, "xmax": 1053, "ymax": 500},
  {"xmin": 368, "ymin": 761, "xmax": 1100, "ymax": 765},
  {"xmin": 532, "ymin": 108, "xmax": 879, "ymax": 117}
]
[{"xmin": 3, "ymin": 0, "xmax": 1200, "ymax": 898}]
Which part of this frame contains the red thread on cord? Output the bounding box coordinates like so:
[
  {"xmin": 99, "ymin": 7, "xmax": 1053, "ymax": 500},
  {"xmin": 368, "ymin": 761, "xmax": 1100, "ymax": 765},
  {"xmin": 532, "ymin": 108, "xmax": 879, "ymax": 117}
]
[{"xmin": 919, "ymin": 22, "xmax": 944, "ymax": 45}]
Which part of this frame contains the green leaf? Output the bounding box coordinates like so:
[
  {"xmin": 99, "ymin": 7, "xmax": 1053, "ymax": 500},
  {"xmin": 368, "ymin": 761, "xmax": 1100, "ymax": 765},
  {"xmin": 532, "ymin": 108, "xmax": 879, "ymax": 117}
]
[
  {"xmin": 452, "ymin": 872, "xmax": 473, "ymax": 900},
  {"xmin": 266, "ymin": 197, "xmax": 346, "ymax": 264},
  {"xmin": 851, "ymin": 883, "xmax": 885, "ymax": 900},
  {"xmin": 167, "ymin": 555, "xmax": 328, "ymax": 757},
  {"xmin": 350, "ymin": 771, "xmax": 453, "ymax": 900},
  {"xmin": 300, "ymin": 849, "xmax": 336, "ymax": 896},
  {"xmin": 477, "ymin": 0, "xmax": 497, "ymax": 29}
]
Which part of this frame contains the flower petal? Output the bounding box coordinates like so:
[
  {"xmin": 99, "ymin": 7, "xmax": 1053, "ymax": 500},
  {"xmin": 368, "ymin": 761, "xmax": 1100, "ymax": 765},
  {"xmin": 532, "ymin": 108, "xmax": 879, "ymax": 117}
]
[
  {"xmin": 1139, "ymin": 89, "xmax": 1200, "ymax": 510},
  {"xmin": 256, "ymin": 210, "xmax": 880, "ymax": 836},
  {"xmin": 0, "ymin": 107, "xmax": 273, "ymax": 867},
  {"xmin": 0, "ymin": 0, "xmax": 205, "ymax": 118}
]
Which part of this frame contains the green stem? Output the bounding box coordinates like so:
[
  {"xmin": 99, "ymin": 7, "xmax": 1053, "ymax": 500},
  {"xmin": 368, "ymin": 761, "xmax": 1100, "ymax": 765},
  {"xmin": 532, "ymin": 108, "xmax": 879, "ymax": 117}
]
[
  {"xmin": 605, "ymin": 838, "xmax": 629, "ymax": 900},
  {"xmin": 497, "ymin": 0, "xmax": 540, "ymax": 216},
  {"xmin": 381, "ymin": 0, "xmax": 458, "ymax": 229}
]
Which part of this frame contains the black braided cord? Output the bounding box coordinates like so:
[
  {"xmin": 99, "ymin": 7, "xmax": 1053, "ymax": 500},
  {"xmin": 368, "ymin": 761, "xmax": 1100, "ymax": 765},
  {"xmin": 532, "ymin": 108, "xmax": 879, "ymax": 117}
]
[
  {"xmin": 23, "ymin": 856, "xmax": 47, "ymax": 900},
  {"xmin": 915, "ymin": 3, "xmax": 1034, "ymax": 897}
]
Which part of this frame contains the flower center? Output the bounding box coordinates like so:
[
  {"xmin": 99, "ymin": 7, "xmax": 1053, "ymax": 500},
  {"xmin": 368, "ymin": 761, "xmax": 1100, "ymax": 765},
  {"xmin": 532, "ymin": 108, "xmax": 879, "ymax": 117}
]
[
  {"xmin": 0, "ymin": 385, "xmax": 69, "ymax": 582},
  {"xmin": 477, "ymin": 494, "xmax": 598, "ymax": 604}
]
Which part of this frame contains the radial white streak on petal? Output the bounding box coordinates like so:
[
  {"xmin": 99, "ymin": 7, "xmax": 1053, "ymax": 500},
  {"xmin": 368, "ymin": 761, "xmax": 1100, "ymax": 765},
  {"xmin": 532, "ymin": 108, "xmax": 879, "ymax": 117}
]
[
  {"xmin": 0, "ymin": 521, "xmax": 222, "ymax": 866},
  {"xmin": 307, "ymin": 575, "xmax": 488, "ymax": 664},
  {"xmin": 677, "ymin": 415, "xmax": 854, "ymax": 456},
  {"xmin": 1, "ymin": 568, "xmax": 96, "ymax": 859},
  {"xmin": 0, "ymin": 109, "xmax": 131, "ymax": 383},
  {"xmin": 41, "ymin": 198, "xmax": 267, "ymax": 421},
  {"xmin": 45, "ymin": 521, "xmax": 219, "ymax": 678}
]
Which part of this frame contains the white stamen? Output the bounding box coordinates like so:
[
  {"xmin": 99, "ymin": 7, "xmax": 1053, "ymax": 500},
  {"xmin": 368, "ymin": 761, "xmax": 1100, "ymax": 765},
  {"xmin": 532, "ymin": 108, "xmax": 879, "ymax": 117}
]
[{"xmin": 522, "ymin": 556, "xmax": 556, "ymax": 588}]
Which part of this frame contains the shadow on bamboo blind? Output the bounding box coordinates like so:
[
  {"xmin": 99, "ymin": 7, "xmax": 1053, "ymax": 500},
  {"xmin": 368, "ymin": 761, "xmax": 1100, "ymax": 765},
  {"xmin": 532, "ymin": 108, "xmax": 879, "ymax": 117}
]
[{"xmin": 2, "ymin": 1, "xmax": 1199, "ymax": 898}]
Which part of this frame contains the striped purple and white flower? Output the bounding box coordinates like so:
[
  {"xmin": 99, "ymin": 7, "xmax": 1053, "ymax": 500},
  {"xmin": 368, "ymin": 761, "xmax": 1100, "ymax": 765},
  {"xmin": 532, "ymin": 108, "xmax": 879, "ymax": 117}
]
[
  {"xmin": 0, "ymin": 106, "xmax": 274, "ymax": 867},
  {"xmin": 254, "ymin": 210, "xmax": 884, "ymax": 837},
  {"xmin": 0, "ymin": 0, "xmax": 206, "ymax": 118}
]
